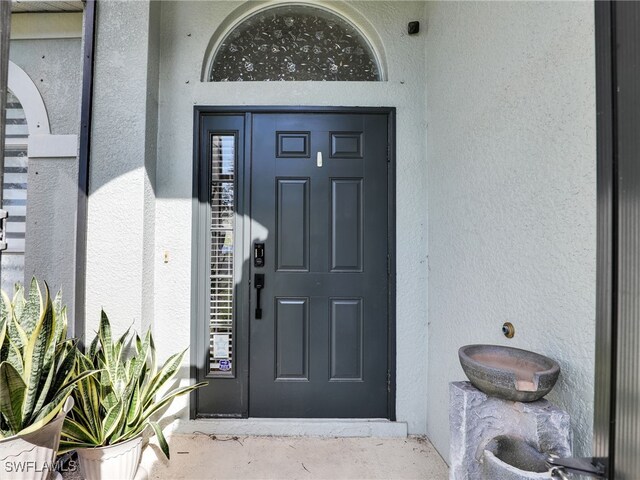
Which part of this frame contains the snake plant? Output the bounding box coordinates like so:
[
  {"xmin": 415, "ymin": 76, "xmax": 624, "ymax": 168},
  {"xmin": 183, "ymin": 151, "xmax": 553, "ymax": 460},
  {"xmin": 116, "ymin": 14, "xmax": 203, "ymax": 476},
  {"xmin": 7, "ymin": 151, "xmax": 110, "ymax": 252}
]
[
  {"xmin": 0, "ymin": 279, "xmax": 94, "ymax": 439},
  {"xmin": 60, "ymin": 311, "xmax": 206, "ymax": 459}
]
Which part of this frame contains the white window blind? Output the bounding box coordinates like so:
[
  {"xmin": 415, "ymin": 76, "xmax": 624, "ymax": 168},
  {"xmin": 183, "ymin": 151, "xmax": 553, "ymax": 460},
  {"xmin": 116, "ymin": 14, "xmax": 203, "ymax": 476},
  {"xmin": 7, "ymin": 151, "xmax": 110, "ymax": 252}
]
[{"xmin": 1, "ymin": 91, "xmax": 28, "ymax": 293}]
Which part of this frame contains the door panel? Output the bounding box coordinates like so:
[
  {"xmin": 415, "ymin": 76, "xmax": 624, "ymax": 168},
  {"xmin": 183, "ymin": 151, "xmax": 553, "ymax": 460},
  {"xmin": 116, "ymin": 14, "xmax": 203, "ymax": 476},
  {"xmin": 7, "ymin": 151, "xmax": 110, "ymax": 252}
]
[
  {"xmin": 331, "ymin": 179, "xmax": 363, "ymax": 271},
  {"xmin": 275, "ymin": 297, "xmax": 309, "ymax": 380},
  {"xmin": 330, "ymin": 298, "xmax": 364, "ymax": 380},
  {"xmin": 249, "ymin": 113, "xmax": 389, "ymax": 418},
  {"xmin": 276, "ymin": 179, "xmax": 309, "ymax": 271}
]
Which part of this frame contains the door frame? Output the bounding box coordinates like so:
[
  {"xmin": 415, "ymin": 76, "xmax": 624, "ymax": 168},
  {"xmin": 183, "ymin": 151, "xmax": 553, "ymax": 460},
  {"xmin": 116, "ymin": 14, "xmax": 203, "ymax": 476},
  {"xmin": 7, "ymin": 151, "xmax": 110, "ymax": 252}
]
[
  {"xmin": 594, "ymin": 1, "xmax": 614, "ymax": 473},
  {"xmin": 190, "ymin": 106, "xmax": 396, "ymax": 421},
  {"xmin": 594, "ymin": 2, "xmax": 640, "ymax": 476}
]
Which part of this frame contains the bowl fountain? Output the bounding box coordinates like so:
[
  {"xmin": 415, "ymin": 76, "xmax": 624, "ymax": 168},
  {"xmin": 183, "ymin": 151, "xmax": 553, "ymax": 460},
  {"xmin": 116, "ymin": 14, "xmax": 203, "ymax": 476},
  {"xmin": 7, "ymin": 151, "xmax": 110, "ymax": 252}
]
[{"xmin": 458, "ymin": 344, "xmax": 560, "ymax": 402}]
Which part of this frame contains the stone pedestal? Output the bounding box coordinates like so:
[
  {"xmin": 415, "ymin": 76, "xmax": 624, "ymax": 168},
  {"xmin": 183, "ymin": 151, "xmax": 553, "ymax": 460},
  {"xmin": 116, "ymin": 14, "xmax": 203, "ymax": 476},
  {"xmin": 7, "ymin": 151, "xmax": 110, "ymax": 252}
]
[{"xmin": 449, "ymin": 381, "xmax": 571, "ymax": 480}]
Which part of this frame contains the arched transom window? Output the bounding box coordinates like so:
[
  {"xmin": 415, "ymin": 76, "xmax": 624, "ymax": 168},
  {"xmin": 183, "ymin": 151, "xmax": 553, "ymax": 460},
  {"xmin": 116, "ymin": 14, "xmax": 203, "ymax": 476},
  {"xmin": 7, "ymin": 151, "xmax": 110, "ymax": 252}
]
[{"xmin": 210, "ymin": 4, "xmax": 381, "ymax": 81}]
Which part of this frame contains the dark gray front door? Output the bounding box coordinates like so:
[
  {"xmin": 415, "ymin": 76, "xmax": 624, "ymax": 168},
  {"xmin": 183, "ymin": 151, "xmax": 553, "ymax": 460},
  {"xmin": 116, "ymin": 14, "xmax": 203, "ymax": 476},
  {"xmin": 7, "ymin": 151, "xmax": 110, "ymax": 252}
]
[{"xmin": 249, "ymin": 113, "xmax": 390, "ymax": 417}]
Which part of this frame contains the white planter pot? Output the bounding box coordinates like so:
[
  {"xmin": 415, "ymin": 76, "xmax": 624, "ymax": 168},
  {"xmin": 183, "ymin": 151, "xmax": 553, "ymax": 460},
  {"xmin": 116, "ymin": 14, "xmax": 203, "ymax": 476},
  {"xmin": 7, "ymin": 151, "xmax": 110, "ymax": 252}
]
[
  {"xmin": 0, "ymin": 397, "xmax": 74, "ymax": 480},
  {"xmin": 76, "ymin": 435, "xmax": 142, "ymax": 480}
]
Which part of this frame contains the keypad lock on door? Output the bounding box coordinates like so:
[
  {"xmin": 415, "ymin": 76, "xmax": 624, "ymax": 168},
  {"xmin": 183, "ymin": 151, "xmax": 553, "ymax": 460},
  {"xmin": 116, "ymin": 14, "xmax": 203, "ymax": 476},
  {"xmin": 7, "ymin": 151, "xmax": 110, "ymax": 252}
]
[{"xmin": 254, "ymin": 242, "xmax": 265, "ymax": 267}]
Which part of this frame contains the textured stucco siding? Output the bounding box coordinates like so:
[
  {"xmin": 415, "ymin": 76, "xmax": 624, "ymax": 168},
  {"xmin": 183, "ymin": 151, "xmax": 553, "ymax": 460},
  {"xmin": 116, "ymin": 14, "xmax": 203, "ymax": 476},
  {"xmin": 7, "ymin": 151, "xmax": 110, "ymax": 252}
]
[
  {"xmin": 142, "ymin": 1, "xmax": 161, "ymax": 334},
  {"xmin": 84, "ymin": 0, "xmax": 597, "ymax": 451},
  {"xmin": 85, "ymin": 0, "xmax": 159, "ymax": 336},
  {"xmin": 8, "ymin": 37, "xmax": 82, "ymax": 316},
  {"xmin": 152, "ymin": 0, "xmax": 429, "ymax": 434},
  {"xmin": 9, "ymin": 39, "xmax": 82, "ymax": 135},
  {"xmin": 425, "ymin": 1, "xmax": 596, "ymax": 461},
  {"xmin": 24, "ymin": 158, "xmax": 79, "ymax": 309},
  {"xmin": 85, "ymin": 0, "xmax": 429, "ymax": 433}
]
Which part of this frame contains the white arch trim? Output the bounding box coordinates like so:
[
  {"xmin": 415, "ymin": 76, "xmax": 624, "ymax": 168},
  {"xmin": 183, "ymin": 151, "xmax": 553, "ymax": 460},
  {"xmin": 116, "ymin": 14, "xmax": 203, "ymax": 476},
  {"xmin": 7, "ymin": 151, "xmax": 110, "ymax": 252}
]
[{"xmin": 8, "ymin": 61, "xmax": 77, "ymax": 158}]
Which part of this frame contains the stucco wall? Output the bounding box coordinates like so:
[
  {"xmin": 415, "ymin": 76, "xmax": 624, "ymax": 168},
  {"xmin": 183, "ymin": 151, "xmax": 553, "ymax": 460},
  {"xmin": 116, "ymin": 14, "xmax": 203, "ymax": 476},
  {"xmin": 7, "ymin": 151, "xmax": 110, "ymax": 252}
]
[
  {"xmin": 153, "ymin": 0, "xmax": 429, "ymax": 433},
  {"xmin": 86, "ymin": 0, "xmax": 159, "ymax": 336},
  {"xmin": 8, "ymin": 36, "xmax": 82, "ymax": 313},
  {"xmin": 24, "ymin": 158, "xmax": 79, "ymax": 306},
  {"xmin": 425, "ymin": 1, "xmax": 596, "ymax": 460},
  {"xmin": 85, "ymin": 0, "xmax": 430, "ymax": 433},
  {"xmin": 85, "ymin": 0, "xmax": 597, "ymax": 449},
  {"xmin": 9, "ymin": 38, "xmax": 81, "ymax": 136}
]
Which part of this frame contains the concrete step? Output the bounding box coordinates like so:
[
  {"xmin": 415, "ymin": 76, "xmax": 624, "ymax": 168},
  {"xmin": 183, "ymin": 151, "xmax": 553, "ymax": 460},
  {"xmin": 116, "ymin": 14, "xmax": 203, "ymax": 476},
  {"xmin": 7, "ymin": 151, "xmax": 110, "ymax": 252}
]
[{"xmin": 171, "ymin": 418, "xmax": 408, "ymax": 438}]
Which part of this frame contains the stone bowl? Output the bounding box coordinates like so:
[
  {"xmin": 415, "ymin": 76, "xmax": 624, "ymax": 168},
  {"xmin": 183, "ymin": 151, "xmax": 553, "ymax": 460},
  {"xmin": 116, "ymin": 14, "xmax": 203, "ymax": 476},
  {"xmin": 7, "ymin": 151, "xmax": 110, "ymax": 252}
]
[
  {"xmin": 458, "ymin": 344, "xmax": 560, "ymax": 402},
  {"xmin": 482, "ymin": 435, "xmax": 555, "ymax": 479}
]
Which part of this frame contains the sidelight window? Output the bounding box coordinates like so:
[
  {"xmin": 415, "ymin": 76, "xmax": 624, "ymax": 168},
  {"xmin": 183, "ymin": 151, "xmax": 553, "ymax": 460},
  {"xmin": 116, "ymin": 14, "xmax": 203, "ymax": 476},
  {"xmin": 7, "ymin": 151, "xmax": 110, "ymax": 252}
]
[{"xmin": 209, "ymin": 134, "xmax": 236, "ymax": 375}]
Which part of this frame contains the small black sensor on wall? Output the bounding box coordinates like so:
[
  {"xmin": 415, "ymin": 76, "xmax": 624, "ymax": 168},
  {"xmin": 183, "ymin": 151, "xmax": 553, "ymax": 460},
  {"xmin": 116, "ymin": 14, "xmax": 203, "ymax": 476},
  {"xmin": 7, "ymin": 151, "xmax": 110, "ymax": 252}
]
[{"xmin": 408, "ymin": 21, "xmax": 420, "ymax": 35}]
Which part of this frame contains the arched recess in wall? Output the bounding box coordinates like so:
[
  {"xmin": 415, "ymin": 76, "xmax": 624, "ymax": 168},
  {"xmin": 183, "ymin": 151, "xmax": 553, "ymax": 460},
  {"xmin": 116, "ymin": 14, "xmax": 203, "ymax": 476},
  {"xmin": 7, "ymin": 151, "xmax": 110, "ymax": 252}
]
[
  {"xmin": 201, "ymin": 1, "xmax": 387, "ymax": 82},
  {"xmin": 2, "ymin": 61, "xmax": 79, "ymax": 291},
  {"xmin": 7, "ymin": 61, "xmax": 78, "ymax": 158}
]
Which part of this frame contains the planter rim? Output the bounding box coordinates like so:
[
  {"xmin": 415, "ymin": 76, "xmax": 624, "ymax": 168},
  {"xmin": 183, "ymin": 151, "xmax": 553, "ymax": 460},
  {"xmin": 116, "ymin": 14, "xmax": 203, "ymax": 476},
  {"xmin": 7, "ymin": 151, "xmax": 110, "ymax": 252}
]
[
  {"xmin": 0, "ymin": 396, "xmax": 74, "ymax": 446},
  {"xmin": 75, "ymin": 434, "xmax": 143, "ymax": 452},
  {"xmin": 75, "ymin": 433, "xmax": 143, "ymax": 480}
]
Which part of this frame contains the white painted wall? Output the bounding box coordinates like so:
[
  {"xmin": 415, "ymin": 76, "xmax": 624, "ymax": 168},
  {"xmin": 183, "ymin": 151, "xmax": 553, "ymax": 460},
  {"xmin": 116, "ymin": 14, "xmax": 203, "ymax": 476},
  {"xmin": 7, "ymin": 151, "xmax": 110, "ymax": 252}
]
[
  {"xmin": 85, "ymin": 0, "xmax": 598, "ymax": 453},
  {"xmin": 9, "ymin": 37, "xmax": 82, "ymax": 135},
  {"xmin": 425, "ymin": 1, "xmax": 596, "ymax": 461},
  {"xmin": 8, "ymin": 34, "xmax": 82, "ymax": 319},
  {"xmin": 86, "ymin": 0, "xmax": 430, "ymax": 433},
  {"xmin": 156, "ymin": 0, "xmax": 429, "ymax": 433},
  {"xmin": 86, "ymin": 0, "xmax": 159, "ymax": 337}
]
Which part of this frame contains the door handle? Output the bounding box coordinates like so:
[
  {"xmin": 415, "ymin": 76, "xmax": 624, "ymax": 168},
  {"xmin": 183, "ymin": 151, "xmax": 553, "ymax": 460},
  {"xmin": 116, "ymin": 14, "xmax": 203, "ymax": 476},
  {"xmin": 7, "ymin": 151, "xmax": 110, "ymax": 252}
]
[{"xmin": 254, "ymin": 273, "xmax": 264, "ymax": 319}]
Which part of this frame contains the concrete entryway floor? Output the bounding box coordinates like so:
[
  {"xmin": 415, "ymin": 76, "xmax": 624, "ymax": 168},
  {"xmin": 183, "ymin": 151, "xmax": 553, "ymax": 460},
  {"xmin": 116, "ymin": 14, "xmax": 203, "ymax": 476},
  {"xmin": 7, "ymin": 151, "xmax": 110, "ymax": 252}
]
[{"xmin": 140, "ymin": 434, "xmax": 449, "ymax": 479}]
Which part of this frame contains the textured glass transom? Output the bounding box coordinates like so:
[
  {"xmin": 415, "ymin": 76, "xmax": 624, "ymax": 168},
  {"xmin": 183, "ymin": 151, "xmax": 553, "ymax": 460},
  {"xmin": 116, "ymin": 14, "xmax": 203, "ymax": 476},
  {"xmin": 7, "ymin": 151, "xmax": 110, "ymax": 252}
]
[{"xmin": 210, "ymin": 5, "xmax": 380, "ymax": 81}]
